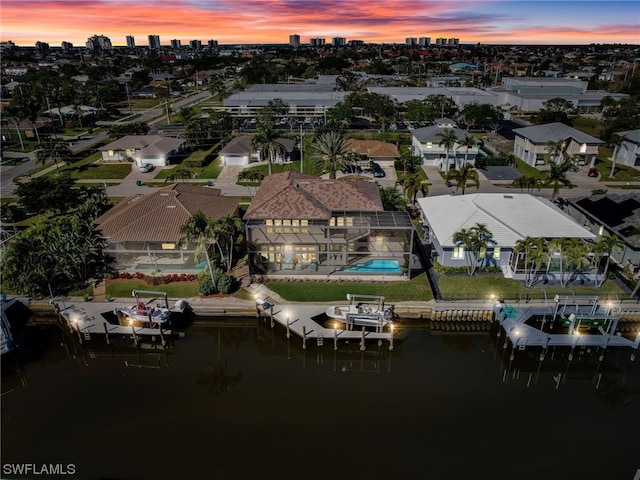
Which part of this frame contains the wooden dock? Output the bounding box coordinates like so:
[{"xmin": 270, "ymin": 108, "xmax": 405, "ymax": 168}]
[{"xmin": 255, "ymin": 298, "xmax": 395, "ymax": 351}]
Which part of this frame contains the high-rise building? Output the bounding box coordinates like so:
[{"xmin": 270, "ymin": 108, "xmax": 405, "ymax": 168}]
[
  {"xmin": 332, "ymin": 37, "xmax": 346, "ymax": 47},
  {"xmin": 86, "ymin": 34, "xmax": 112, "ymax": 51},
  {"xmin": 435, "ymin": 38, "xmax": 446, "ymax": 45},
  {"xmin": 148, "ymin": 34, "xmax": 161, "ymax": 50},
  {"xmin": 35, "ymin": 41, "xmax": 50, "ymax": 55},
  {"xmin": 289, "ymin": 34, "xmax": 300, "ymax": 48},
  {"xmin": 208, "ymin": 40, "xmax": 218, "ymax": 49},
  {"xmin": 126, "ymin": 35, "xmax": 135, "ymax": 48},
  {"xmin": 190, "ymin": 40, "xmax": 202, "ymax": 50},
  {"xmin": 309, "ymin": 38, "xmax": 325, "ymax": 47},
  {"xmin": 419, "ymin": 37, "xmax": 431, "ymax": 46},
  {"xmin": 61, "ymin": 41, "xmax": 74, "ymax": 51},
  {"xmin": 448, "ymin": 38, "xmax": 459, "ymax": 46},
  {"xmin": 171, "ymin": 39, "xmax": 182, "ymax": 49},
  {"xmin": 406, "ymin": 37, "xmax": 417, "ymax": 47}
]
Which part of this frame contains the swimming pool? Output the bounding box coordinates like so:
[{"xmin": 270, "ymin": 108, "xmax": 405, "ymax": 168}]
[{"xmin": 340, "ymin": 259, "xmax": 402, "ymax": 274}]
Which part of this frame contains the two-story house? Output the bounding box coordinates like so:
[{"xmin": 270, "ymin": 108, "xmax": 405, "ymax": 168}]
[
  {"xmin": 613, "ymin": 130, "xmax": 640, "ymax": 168},
  {"xmin": 243, "ymin": 172, "xmax": 415, "ymax": 277},
  {"xmin": 411, "ymin": 118, "xmax": 480, "ymax": 172},
  {"xmin": 512, "ymin": 122, "xmax": 603, "ymax": 167}
]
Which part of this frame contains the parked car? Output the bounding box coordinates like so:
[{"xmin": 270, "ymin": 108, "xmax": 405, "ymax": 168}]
[
  {"xmin": 370, "ymin": 162, "xmax": 385, "ymax": 177},
  {"xmin": 587, "ymin": 167, "xmax": 599, "ymax": 178},
  {"xmin": 139, "ymin": 163, "xmax": 154, "ymax": 173}
]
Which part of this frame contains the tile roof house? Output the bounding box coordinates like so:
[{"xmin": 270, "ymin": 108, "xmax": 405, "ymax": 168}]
[
  {"xmin": 99, "ymin": 135, "xmax": 186, "ymax": 168},
  {"xmin": 612, "ymin": 129, "xmax": 640, "ymax": 168},
  {"xmin": 344, "ymin": 139, "xmax": 400, "ymax": 162},
  {"xmin": 243, "ymin": 172, "xmax": 415, "ymax": 277},
  {"xmin": 512, "ymin": 122, "xmax": 603, "ymax": 167},
  {"xmin": 417, "ymin": 193, "xmax": 596, "ymax": 279},
  {"xmin": 96, "ymin": 184, "xmax": 239, "ymax": 273},
  {"xmin": 411, "ymin": 118, "xmax": 480, "ymax": 172}
]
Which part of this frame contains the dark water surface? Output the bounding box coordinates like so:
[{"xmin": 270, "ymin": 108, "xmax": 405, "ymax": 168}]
[{"xmin": 2, "ymin": 320, "xmax": 639, "ymax": 480}]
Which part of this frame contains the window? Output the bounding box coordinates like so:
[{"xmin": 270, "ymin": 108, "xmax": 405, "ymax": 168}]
[{"xmin": 452, "ymin": 246, "xmax": 464, "ymax": 259}]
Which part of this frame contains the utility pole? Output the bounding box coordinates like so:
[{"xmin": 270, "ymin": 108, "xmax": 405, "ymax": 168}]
[{"xmin": 300, "ymin": 123, "xmax": 304, "ymax": 173}]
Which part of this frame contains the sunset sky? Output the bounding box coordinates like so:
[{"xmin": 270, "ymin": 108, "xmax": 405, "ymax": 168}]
[{"xmin": 2, "ymin": 0, "xmax": 639, "ymax": 46}]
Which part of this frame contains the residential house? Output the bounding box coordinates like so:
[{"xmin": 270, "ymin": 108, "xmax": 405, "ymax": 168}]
[
  {"xmin": 512, "ymin": 122, "xmax": 603, "ymax": 167},
  {"xmin": 417, "ymin": 193, "xmax": 596, "ymax": 280},
  {"xmin": 99, "ymin": 135, "xmax": 186, "ymax": 167},
  {"xmin": 96, "ymin": 184, "xmax": 240, "ymax": 273},
  {"xmin": 563, "ymin": 193, "xmax": 640, "ymax": 278},
  {"xmin": 612, "ymin": 130, "xmax": 640, "ymax": 168},
  {"xmin": 243, "ymin": 172, "xmax": 415, "ymax": 277},
  {"xmin": 219, "ymin": 135, "xmax": 296, "ymax": 166},
  {"xmin": 411, "ymin": 118, "xmax": 480, "ymax": 172},
  {"xmin": 344, "ymin": 139, "xmax": 400, "ymax": 164}
]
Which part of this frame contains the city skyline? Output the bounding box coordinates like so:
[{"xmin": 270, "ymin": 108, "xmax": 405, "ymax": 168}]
[{"xmin": 1, "ymin": 0, "xmax": 639, "ymax": 47}]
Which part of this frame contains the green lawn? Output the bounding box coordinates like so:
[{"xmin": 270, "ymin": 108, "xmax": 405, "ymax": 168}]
[
  {"xmin": 155, "ymin": 153, "xmax": 223, "ymax": 180},
  {"xmin": 58, "ymin": 153, "xmax": 133, "ymax": 179},
  {"xmin": 266, "ymin": 272, "xmax": 434, "ymax": 302},
  {"xmin": 572, "ymin": 116, "xmax": 603, "ymax": 137},
  {"xmin": 515, "ymin": 159, "xmax": 546, "ymax": 179},
  {"xmin": 595, "ymin": 157, "xmax": 640, "ymax": 182},
  {"xmin": 438, "ymin": 275, "xmax": 626, "ymax": 301},
  {"xmin": 106, "ymin": 280, "xmax": 199, "ymax": 298}
]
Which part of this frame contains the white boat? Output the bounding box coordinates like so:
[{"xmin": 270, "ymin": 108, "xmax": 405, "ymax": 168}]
[
  {"xmin": 114, "ymin": 300, "xmax": 171, "ymax": 327},
  {"xmin": 326, "ymin": 294, "xmax": 393, "ymax": 328}
]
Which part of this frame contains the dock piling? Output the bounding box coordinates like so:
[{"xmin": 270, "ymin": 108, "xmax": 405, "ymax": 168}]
[
  {"xmin": 103, "ymin": 323, "xmax": 110, "ymax": 345},
  {"xmin": 286, "ymin": 316, "xmax": 290, "ymax": 339},
  {"xmin": 302, "ymin": 325, "xmax": 307, "ymax": 350},
  {"xmin": 360, "ymin": 327, "xmax": 365, "ymax": 351}
]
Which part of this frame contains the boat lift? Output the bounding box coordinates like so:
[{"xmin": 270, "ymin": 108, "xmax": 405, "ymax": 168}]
[{"xmin": 132, "ymin": 290, "xmax": 169, "ymax": 310}]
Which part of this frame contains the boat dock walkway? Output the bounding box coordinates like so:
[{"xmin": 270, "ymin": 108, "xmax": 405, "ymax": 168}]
[
  {"xmin": 255, "ymin": 298, "xmax": 395, "ymax": 351},
  {"xmin": 494, "ymin": 298, "xmax": 640, "ymax": 361}
]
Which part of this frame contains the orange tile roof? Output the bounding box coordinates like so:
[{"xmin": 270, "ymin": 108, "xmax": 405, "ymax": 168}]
[
  {"xmin": 96, "ymin": 184, "xmax": 239, "ymax": 243},
  {"xmin": 244, "ymin": 172, "xmax": 383, "ymax": 220},
  {"xmin": 344, "ymin": 139, "xmax": 400, "ymax": 158}
]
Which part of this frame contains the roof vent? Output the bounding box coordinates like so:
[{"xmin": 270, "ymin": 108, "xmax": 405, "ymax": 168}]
[
  {"xmin": 503, "ymin": 195, "xmax": 513, "ymax": 199},
  {"xmin": 166, "ymin": 205, "xmax": 176, "ymax": 208},
  {"xmin": 293, "ymin": 182, "xmax": 299, "ymax": 188}
]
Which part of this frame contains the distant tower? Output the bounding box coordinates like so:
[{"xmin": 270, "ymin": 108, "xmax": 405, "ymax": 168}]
[
  {"xmin": 148, "ymin": 34, "xmax": 161, "ymax": 50},
  {"xmin": 309, "ymin": 38, "xmax": 326, "ymax": 47},
  {"xmin": 406, "ymin": 38, "xmax": 417, "ymax": 47},
  {"xmin": 171, "ymin": 39, "xmax": 182, "ymax": 50},
  {"xmin": 332, "ymin": 37, "xmax": 346, "ymax": 47},
  {"xmin": 289, "ymin": 34, "xmax": 300, "ymax": 48},
  {"xmin": 208, "ymin": 40, "xmax": 218, "ymax": 49},
  {"xmin": 126, "ymin": 35, "xmax": 135, "ymax": 48},
  {"xmin": 189, "ymin": 40, "xmax": 202, "ymax": 50},
  {"xmin": 61, "ymin": 41, "xmax": 74, "ymax": 51},
  {"xmin": 419, "ymin": 37, "xmax": 431, "ymax": 47}
]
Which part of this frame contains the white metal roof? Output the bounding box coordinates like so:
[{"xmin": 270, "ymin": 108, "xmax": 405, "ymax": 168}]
[{"xmin": 417, "ymin": 193, "xmax": 596, "ymax": 248}]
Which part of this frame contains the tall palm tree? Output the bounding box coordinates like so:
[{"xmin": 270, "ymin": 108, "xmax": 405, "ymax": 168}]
[
  {"xmin": 458, "ymin": 134, "xmax": 476, "ymax": 170},
  {"xmin": 543, "ymin": 159, "xmax": 572, "ymax": 202},
  {"xmin": 252, "ymin": 122, "xmax": 287, "ymax": 176},
  {"xmin": 548, "ymin": 238, "xmax": 569, "ymax": 286},
  {"xmin": 446, "ymin": 163, "xmax": 480, "ymax": 195},
  {"xmin": 37, "ymin": 140, "xmax": 72, "ymax": 174},
  {"xmin": 607, "ymin": 134, "xmax": 626, "ymax": 179},
  {"xmin": 401, "ymin": 173, "xmax": 427, "ymax": 205},
  {"xmin": 178, "ymin": 211, "xmax": 218, "ymax": 290},
  {"xmin": 313, "ymin": 130, "xmax": 348, "ymax": 179},
  {"xmin": 213, "ymin": 215, "xmax": 245, "ymax": 271},
  {"xmin": 565, "ymin": 239, "xmax": 591, "ymax": 286},
  {"xmin": 546, "ymin": 139, "xmax": 565, "ymax": 164},
  {"xmin": 436, "ymin": 128, "xmax": 458, "ymax": 173},
  {"xmin": 594, "ymin": 235, "xmax": 624, "ymax": 288}
]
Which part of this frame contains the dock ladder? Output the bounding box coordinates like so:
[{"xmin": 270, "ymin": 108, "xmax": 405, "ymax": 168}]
[{"xmin": 317, "ymin": 332, "xmax": 324, "ymax": 346}]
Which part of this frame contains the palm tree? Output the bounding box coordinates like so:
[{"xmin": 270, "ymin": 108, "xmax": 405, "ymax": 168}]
[
  {"xmin": 565, "ymin": 239, "xmax": 591, "ymax": 286},
  {"xmin": 179, "ymin": 106, "xmax": 197, "ymax": 124},
  {"xmin": 212, "ymin": 215, "xmax": 245, "ymax": 271},
  {"xmin": 252, "ymin": 122, "xmax": 287, "ymax": 176},
  {"xmin": 458, "ymin": 134, "xmax": 476, "ymax": 170},
  {"xmin": 452, "ymin": 223, "xmax": 494, "ymax": 276},
  {"xmin": 178, "ymin": 211, "xmax": 218, "ymax": 291},
  {"xmin": 546, "ymin": 139, "xmax": 565, "ymax": 164},
  {"xmin": 446, "ymin": 164, "xmax": 480, "ymax": 195},
  {"xmin": 548, "ymin": 238, "xmax": 569, "ymax": 286},
  {"xmin": 313, "ymin": 131, "xmax": 348, "ymax": 179},
  {"xmin": 36, "ymin": 140, "xmax": 72, "ymax": 174},
  {"xmin": 607, "ymin": 134, "xmax": 626, "ymax": 179},
  {"xmin": 543, "ymin": 159, "xmax": 573, "ymax": 202},
  {"xmin": 515, "ymin": 237, "xmax": 548, "ymax": 287},
  {"xmin": 401, "ymin": 173, "xmax": 427, "ymax": 205},
  {"xmin": 378, "ymin": 186, "xmax": 405, "ymax": 211},
  {"xmin": 594, "ymin": 235, "xmax": 624, "ymax": 288},
  {"xmin": 436, "ymin": 128, "xmax": 458, "ymax": 173}
]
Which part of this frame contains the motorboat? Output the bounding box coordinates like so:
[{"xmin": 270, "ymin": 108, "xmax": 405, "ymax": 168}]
[
  {"xmin": 326, "ymin": 294, "xmax": 393, "ymax": 328},
  {"xmin": 114, "ymin": 300, "xmax": 171, "ymax": 328}
]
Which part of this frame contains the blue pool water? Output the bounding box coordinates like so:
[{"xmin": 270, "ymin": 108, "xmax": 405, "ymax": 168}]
[{"xmin": 341, "ymin": 259, "xmax": 401, "ymax": 273}]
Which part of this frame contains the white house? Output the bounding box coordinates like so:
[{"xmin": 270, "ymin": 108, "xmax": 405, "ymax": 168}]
[
  {"xmin": 411, "ymin": 118, "xmax": 480, "ymax": 172},
  {"xmin": 613, "ymin": 130, "xmax": 640, "ymax": 168},
  {"xmin": 417, "ymin": 193, "xmax": 596, "ymax": 279},
  {"xmin": 512, "ymin": 122, "xmax": 603, "ymax": 167},
  {"xmin": 99, "ymin": 135, "xmax": 186, "ymax": 167},
  {"xmin": 219, "ymin": 135, "xmax": 296, "ymax": 166}
]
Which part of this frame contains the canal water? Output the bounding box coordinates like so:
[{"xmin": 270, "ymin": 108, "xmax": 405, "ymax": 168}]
[{"xmin": 2, "ymin": 319, "xmax": 639, "ymax": 480}]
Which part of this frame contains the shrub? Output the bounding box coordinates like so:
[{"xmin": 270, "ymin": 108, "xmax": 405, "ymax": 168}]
[
  {"xmin": 198, "ymin": 268, "xmax": 235, "ymax": 295},
  {"xmin": 135, "ymin": 272, "xmax": 144, "ymax": 279}
]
